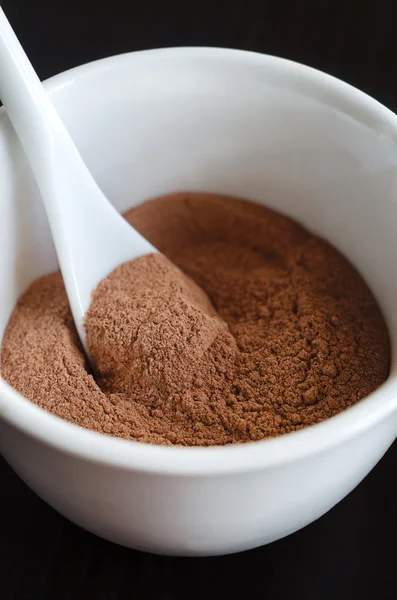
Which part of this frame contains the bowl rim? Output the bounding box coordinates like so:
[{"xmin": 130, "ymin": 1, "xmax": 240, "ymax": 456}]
[{"xmin": 1, "ymin": 46, "xmax": 396, "ymax": 476}]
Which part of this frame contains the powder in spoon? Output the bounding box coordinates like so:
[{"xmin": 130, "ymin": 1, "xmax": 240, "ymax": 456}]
[{"xmin": 1, "ymin": 193, "xmax": 390, "ymax": 445}]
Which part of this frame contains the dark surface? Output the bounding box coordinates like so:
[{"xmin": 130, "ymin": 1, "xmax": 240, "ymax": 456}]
[{"xmin": 1, "ymin": 0, "xmax": 397, "ymax": 598}]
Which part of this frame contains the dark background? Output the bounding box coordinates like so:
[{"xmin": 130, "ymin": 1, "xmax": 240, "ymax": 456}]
[{"xmin": 1, "ymin": 0, "xmax": 397, "ymax": 598}]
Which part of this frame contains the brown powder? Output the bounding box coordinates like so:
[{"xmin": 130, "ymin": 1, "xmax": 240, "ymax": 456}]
[{"xmin": 1, "ymin": 193, "xmax": 390, "ymax": 445}]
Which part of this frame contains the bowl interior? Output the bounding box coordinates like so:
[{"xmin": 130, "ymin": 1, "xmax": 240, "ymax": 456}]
[{"xmin": 1, "ymin": 48, "xmax": 397, "ymax": 395}]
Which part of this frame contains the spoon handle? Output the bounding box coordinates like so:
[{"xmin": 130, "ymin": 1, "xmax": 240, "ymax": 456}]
[{"xmin": 0, "ymin": 7, "xmax": 72, "ymax": 189}]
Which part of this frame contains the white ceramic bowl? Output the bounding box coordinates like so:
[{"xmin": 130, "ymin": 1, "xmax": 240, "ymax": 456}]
[{"xmin": 1, "ymin": 48, "xmax": 397, "ymax": 556}]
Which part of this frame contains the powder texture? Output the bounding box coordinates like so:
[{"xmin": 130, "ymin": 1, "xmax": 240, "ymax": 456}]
[{"xmin": 1, "ymin": 193, "xmax": 390, "ymax": 445}]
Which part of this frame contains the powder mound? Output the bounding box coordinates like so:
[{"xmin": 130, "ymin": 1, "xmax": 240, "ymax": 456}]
[
  {"xmin": 86, "ymin": 253, "xmax": 236, "ymax": 396},
  {"xmin": 1, "ymin": 193, "xmax": 390, "ymax": 446}
]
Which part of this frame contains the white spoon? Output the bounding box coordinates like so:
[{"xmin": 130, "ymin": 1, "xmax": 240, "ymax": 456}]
[{"xmin": 0, "ymin": 7, "xmax": 156, "ymax": 357}]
